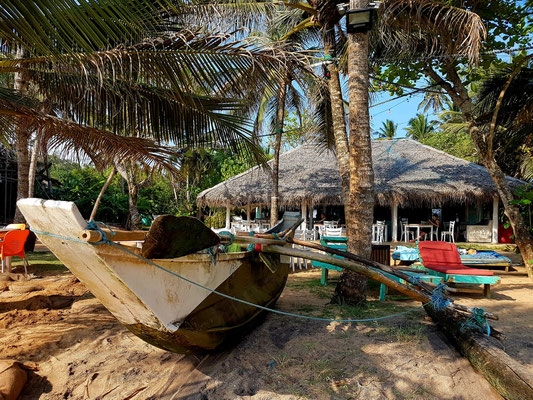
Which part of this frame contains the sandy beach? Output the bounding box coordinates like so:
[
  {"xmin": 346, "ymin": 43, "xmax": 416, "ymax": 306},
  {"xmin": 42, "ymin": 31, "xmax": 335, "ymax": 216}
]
[{"xmin": 1, "ymin": 250, "xmax": 530, "ymax": 399}]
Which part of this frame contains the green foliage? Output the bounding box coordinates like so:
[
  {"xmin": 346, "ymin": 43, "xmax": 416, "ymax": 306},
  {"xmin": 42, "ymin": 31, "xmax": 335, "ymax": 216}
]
[
  {"xmin": 510, "ymin": 184, "xmax": 533, "ymax": 235},
  {"xmin": 419, "ymin": 130, "xmax": 478, "ymax": 162},
  {"xmin": 377, "ymin": 119, "xmax": 397, "ymax": 140},
  {"xmin": 37, "ymin": 149, "xmax": 263, "ymax": 226}
]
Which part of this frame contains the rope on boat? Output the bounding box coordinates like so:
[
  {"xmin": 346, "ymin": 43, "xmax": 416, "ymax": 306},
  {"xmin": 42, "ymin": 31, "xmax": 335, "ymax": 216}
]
[
  {"xmin": 430, "ymin": 284, "xmax": 451, "ymax": 311},
  {"xmin": 31, "ymin": 224, "xmax": 454, "ymax": 324},
  {"xmin": 461, "ymin": 307, "xmax": 491, "ymax": 336}
]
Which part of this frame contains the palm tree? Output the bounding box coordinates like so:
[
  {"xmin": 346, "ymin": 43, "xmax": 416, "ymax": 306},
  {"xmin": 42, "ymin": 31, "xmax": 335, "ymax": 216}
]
[
  {"xmin": 250, "ymin": 15, "xmax": 312, "ymax": 226},
  {"xmin": 473, "ymin": 65, "xmax": 533, "ymax": 275},
  {"xmin": 436, "ymin": 100, "xmax": 468, "ymax": 134},
  {"xmin": 0, "ymin": 1, "xmax": 288, "ymax": 225},
  {"xmin": 183, "ymin": 0, "xmax": 489, "ymax": 304},
  {"xmin": 378, "ymin": 120, "xmax": 397, "ymax": 140},
  {"xmin": 418, "ymin": 80, "xmax": 448, "ymax": 114},
  {"xmin": 405, "ymin": 114, "xmax": 436, "ymax": 141}
]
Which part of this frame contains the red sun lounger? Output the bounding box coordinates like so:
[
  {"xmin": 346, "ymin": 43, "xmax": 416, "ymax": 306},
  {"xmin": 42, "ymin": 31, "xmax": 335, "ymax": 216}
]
[{"xmin": 417, "ymin": 241, "xmax": 500, "ymax": 297}]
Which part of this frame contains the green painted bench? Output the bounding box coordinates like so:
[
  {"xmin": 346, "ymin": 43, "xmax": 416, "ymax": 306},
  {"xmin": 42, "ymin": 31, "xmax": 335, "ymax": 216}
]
[{"xmin": 311, "ymin": 236, "xmax": 347, "ymax": 285}]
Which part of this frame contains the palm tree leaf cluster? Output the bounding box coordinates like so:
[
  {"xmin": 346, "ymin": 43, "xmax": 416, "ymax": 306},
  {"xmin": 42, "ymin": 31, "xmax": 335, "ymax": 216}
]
[
  {"xmin": 0, "ymin": 2, "xmax": 310, "ymax": 169},
  {"xmin": 376, "ymin": 0, "xmax": 487, "ymax": 64},
  {"xmin": 0, "ymin": 0, "xmax": 180, "ymax": 55},
  {"xmin": 476, "ymin": 66, "xmax": 533, "ymax": 179}
]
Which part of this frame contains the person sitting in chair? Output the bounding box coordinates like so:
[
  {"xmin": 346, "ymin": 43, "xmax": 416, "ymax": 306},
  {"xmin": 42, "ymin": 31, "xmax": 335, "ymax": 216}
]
[{"xmin": 411, "ymin": 214, "xmax": 440, "ymax": 242}]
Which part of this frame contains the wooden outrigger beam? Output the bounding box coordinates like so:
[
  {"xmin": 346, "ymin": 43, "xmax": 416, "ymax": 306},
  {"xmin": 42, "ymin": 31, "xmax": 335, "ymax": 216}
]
[
  {"xmin": 226, "ymin": 234, "xmax": 497, "ymax": 320},
  {"xmin": 80, "ymin": 229, "xmax": 147, "ymax": 243}
]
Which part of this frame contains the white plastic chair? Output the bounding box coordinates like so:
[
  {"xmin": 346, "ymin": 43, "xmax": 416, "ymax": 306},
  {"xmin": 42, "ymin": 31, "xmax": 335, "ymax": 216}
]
[
  {"xmin": 372, "ymin": 222, "xmax": 386, "ymax": 243},
  {"xmin": 304, "ymin": 229, "xmax": 316, "ymax": 241},
  {"xmin": 324, "ymin": 221, "xmax": 338, "ymax": 230},
  {"xmin": 400, "ymin": 219, "xmax": 414, "ymax": 242},
  {"xmin": 441, "ymin": 221, "xmax": 455, "ymax": 242},
  {"xmin": 325, "ymin": 227, "xmax": 343, "ymax": 237},
  {"xmin": 290, "ymin": 230, "xmax": 309, "ymax": 271}
]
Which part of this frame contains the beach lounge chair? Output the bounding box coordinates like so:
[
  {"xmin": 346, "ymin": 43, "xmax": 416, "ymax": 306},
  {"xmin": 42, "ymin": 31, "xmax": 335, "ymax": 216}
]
[{"xmin": 417, "ymin": 241, "xmax": 500, "ymax": 297}]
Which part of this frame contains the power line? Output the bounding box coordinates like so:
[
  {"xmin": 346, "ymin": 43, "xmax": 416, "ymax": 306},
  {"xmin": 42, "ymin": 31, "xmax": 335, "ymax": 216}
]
[
  {"xmin": 370, "ymin": 75, "xmax": 447, "ymax": 94},
  {"xmin": 372, "ymin": 45, "xmax": 533, "ymax": 63}
]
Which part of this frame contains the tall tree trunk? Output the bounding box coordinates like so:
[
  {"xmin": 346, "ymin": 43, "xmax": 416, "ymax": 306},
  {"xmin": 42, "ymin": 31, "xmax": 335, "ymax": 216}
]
[
  {"xmin": 90, "ymin": 166, "xmax": 117, "ymax": 221},
  {"xmin": 116, "ymin": 161, "xmax": 145, "ymax": 230},
  {"xmin": 468, "ymin": 115, "xmax": 533, "ymax": 278},
  {"xmin": 324, "ymin": 27, "xmax": 351, "ymax": 206},
  {"xmin": 28, "ymin": 129, "xmax": 42, "ymax": 198},
  {"xmin": 270, "ymin": 77, "xmax": 288, "ymax": 227},
  {"xmin": 334, "ymin": 0, "xmax": 374, "ymax": 305},
  {"xmin": 13, "ymin": 52, "xmax": 30, "ymax": 223},
  {"xmin": 427, "ymin": 64, "xmax": 533, "ymax": 278}
]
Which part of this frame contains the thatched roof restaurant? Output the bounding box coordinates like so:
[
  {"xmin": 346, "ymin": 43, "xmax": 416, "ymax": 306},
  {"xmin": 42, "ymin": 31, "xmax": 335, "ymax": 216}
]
[{"xmin": 197, "ymin": 139, "xmax": 523, "ymax": 209}]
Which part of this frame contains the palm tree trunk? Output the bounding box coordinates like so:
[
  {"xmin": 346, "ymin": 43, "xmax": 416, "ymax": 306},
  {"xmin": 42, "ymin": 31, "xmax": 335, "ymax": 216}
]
[
  {"xmin": 334, "ymin": 1, "xmax": 374, "ymax": 305},
  {"xmin": 13, "ymin": 55, "xmax": 30, "ymax": 223},
  {"xmin": 28, "ymin": 129, "xmax": 42, "ymax": 198},
  {"xmin": 270, "ymin": 77, "xmax": 288, "ymax": 227},
  {"xmin": 324, "ymin": 27, "xmax": 351, "ymax": 205}
]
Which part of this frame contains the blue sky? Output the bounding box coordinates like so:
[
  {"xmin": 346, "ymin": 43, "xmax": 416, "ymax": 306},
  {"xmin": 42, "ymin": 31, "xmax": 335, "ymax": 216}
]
[{"xmin": 370, "ymin": 91, "xmax": 428, "ymax": 138}]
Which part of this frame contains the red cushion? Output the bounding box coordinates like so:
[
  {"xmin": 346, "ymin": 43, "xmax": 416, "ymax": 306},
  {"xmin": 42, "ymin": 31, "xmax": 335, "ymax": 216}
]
[
  {"xmin": 423, "ymin": 263, "xmax": 494, "ymax": 276},
  {"xmin": 418, "ymin": 241, "xmax": 494, "ymax": 276}
]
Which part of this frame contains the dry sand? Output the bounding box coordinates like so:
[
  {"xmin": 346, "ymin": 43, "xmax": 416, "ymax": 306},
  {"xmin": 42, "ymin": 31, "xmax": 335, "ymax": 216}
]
[{"xmin": 1, "ymin": 253, "xmax": 531, "ymax": 399}]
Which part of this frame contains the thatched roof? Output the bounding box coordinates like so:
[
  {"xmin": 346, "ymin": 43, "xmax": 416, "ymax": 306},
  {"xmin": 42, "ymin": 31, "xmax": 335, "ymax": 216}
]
[{"xmin": 197, "ymin": 139, "xmax": 525, "ymax": 208}]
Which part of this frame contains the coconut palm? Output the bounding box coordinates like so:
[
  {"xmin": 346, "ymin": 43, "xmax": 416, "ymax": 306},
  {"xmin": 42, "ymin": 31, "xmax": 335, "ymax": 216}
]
[
  {"xmin": 436, "ymin": 100, "xmax": 468, "ymax": 134},
  {"xmin": 0, "ymin": 1, "xmax": 291, "ymax": 225},
  {"xmin": 185, "ymin": 0, "xmax": 487, "ymax": 304},
  {"xmin": 418, "ymin": 80, "xmax": 448, "ymax": 114},
  {"xmin": 378, "ymin": 120, "xmax": 398, "ymax": 140},
  {"xmin": 405, "ymin": 114, "xmax": 436, "ymax": 141},
  {"xmin": 246, "ymin": 15, "xmax": 313, "ymax": 226}
]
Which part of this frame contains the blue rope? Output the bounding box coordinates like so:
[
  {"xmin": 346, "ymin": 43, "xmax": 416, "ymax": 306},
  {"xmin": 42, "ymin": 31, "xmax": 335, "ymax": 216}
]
[
  {"xmin": 219, "ymin": 231, "xmax": 234, "ymax": 245},
  {"xmin": 407, "ymin": 275, "xmax": 421, "ymax": 285},
  {"xmin": 430, "ymin": 283, "xmax": 451, "ymax": 311},
  {"xmin": 31, "ymin": 225, "xmax": 437, "ymax": 324},
  {"xmin": 461, "ymin": 307, "xmax": 491, "ymax": 336}
]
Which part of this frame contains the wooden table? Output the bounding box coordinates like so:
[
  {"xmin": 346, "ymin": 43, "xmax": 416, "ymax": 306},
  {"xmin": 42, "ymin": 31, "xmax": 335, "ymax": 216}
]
[{"xmin": 404, "ymin": 224, "xmax": 434, "ymax": 241}]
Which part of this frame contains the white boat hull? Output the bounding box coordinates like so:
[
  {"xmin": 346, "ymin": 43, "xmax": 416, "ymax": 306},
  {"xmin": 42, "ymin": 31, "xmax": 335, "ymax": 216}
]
[{"xmin": 18, "ymin": 199, "xmax": 288, "ymax": 353}]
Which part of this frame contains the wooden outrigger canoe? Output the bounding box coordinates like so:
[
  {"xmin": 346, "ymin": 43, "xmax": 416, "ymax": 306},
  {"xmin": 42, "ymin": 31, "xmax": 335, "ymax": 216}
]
[{"xmin": 18, "ymin": 198, "xmax": 289, "ymax": 354}]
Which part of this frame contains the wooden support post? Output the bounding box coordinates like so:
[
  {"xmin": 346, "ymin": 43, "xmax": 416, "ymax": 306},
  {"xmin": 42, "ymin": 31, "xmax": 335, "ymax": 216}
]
[
  {"xmin": 492, "ymin": 196, "xmax": 499, "ymax": 243},
  {"xmin": 391, "ymin": 200, "xmax": 398, "ymax": 242},
  {"xmin": 246, "ymin": 201, "xmax": 251, "ymax": 222},
  {"xmin": 308, "ymin": 199, "xmax": 314, "ymax": 229},
  {"xmin": 301, "ymin": 199, "xmax": 307, "ymax": 230},
  {"xmin": 225, "ymin": 202, "xmax": 231, "ymax": 229}
]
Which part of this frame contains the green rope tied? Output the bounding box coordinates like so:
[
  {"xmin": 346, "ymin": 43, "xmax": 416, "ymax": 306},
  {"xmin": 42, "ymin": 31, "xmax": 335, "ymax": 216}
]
[
  {"xmin": 85, "ymin": 220, "xmax": 114, "ymax": 244},
  {"xmin": 219, "ymin": 231, "xmax": 234, "ymax": 245},
  {"xmin": 430, "ymin": 283, "xmax": 451, "ymax": 311},
  {"xmin": 461, "ymin": 307, "xmax": 491, "ymax": 336}
]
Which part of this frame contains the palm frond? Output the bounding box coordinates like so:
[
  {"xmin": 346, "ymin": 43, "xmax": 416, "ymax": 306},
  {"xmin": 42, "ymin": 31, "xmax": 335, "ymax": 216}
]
[
  {"xmin": 377, "ymin": 0, "xmax": 487, "ymax": 64},
  {"xmin": 0, "ymin": 87, "xmax": 179, "ymax": 173},
  {"xmin": 175, "ymin": 0, "xmax": 276, "ymax": 31},
  {"xmin": 0, "ymin": 0, "xmax": 182, "ymax": 55}
]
